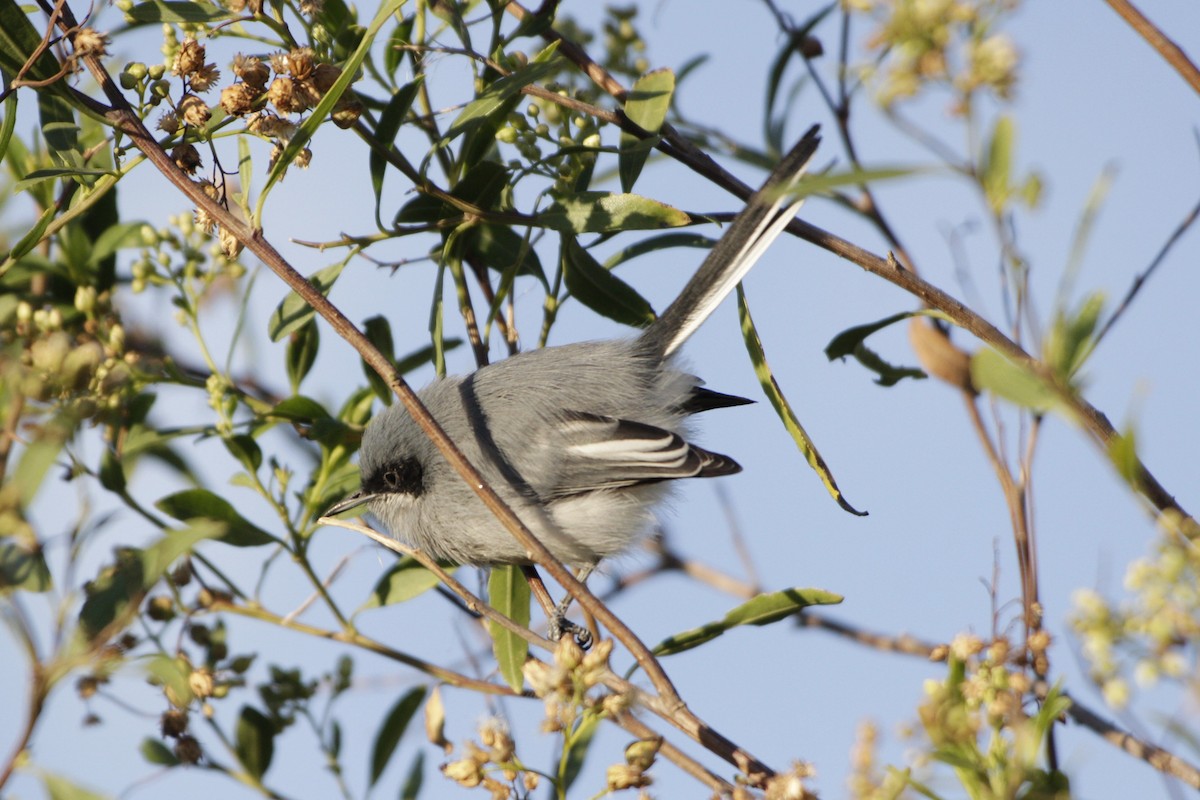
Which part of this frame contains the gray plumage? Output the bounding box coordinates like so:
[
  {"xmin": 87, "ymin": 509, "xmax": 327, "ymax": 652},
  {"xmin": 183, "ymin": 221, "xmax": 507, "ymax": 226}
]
[{"xmin": 328, "ymin": 126, "xmax": 820, "ymax": 566}]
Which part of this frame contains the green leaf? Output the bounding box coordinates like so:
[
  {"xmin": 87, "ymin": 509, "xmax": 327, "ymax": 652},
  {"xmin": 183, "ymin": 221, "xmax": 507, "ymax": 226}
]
[
  {"xmin": 467, "ymin": 223, "xmax": 546, "ymax": 285},
  {"xmin": 1044, "ymin": 292, "xmax": 1105, "ymax": 380},
  {"xmin": 98, "ymin": 447, "xmax": 126, "ymax": 494},
  {"xmin": 86, "ymin": 222, "xmax": 146, "ymax": 270},
  {"xmin": 286, "ymin": 320, "xmax": 321, "ymax": 393},
  {"xmin": 400, "ymin": 750, "xmax": 424, "ymax": 799},
  {"xmin": 370, "ymin": 79, "xmax": 423, "ymax": 228},
  {"xmin": 140, "ymin": 737, "xmax": 180, "ymax": 766},
  {"xmin": 361, "ymin": 315, "xmax": 396, "ymax": 404},
  {"xmin": 42, "ymin": 773, "xmax": 111, "ymax": 800},
  {"xmin": 0, "ymin": 540, "xmax": 52, "ymax": 593},
  {"xmin": 12, "ymin": 414, "xmax": 71, "ymax": 507},
  {"xmin": 13, "ymin": 167, "xmax": 111, "ymax": 193},
  {"xmin": 0, "ymin": 86, "xmax": 18, "ymax": 170},
  {"xmin": 270, "ymin": 395, "xmax": 332, "ymax": 422},
  {"xmin": 969, "ymin": 348, "xmax": 1061, "ymax": 413},
  {"xmin": 653, "ymin": 587, "xmax": 842, "ymax": 656},
  {"xmin": 619, "ymin": 69, "xmax": 674, "ymax": 192},
  {"xmin": 0, "ymin": 0, "xmax": 65, "ymax": 86},
  {"xmin": 561, "ymin": 236, "xmax": 655, "ymax": 328},
  {"xmin": 395, "ymin": 339, "xmax": 463, "ymax": 376},
  {"xmin": 235, "ymin": 706, "xmax": 276, "ymax": 780},
  {"xmin": 453, "ymin": 160, "xmax": 510, "ymax": 210},
  {"xmin": 78, "ymin": 523, "xmax": 221, "ymax": 643},
  {"xmin": 268, "ymin": 260, "xmax": 347, "ymax": 342},
  {"xmin": 560, "ymin": 713, "xmax": 601, "ymax": 792},
  {"xmin": 369, "ymin": 686, "xmax": 427, "ymax": 786},
  {"xmin": 488, "ymin": 565, "xmax": 529, "ymax": 692},
  {"xmin": 223, "ymin": 434, "xmax": 262, "ymax": 473},
  {"xmin": 144, "ymin": 654, "xmax": 194, "ymax": 707},
  {"xmin": 739, "ymin": 288, "xmax": 866, "ymax": 516},
  {"xmin": 360, "ymin": 557, "xmax": 443, "ymax": 611},
  {"xmin": 602, "ymin": 232, "xmax": 715, "ymax": 270},
  {"xmin": 383, "ymin": 17, "xmax": 414, "ymax": 79},
  {"xmin": 125, "ymin": 0, "xmax": 229, "ymax": 22},
  {"xmin": 540, "ymin": 191, "xmax": 690, "ymax": 234},
  {"xmin": 156, "ymin": 489, "xmax": 276, "ymax": 547},
  {"xmin": 982, "ymin": 114, "xmax": 1014, "ymax": 211},
  {"xmin": 441, "ymin": 43, "xmax": 561, "ymax": 143},
  {"xmin": 1108, "ymin": 425, "xmax": 1140, "ymax": 485}
]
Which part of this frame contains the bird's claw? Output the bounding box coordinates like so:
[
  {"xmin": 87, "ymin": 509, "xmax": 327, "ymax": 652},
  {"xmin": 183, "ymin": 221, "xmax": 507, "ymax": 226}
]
[{"xmin": 548, "ymin": 614, "xmax": 592, "ymax": 650}]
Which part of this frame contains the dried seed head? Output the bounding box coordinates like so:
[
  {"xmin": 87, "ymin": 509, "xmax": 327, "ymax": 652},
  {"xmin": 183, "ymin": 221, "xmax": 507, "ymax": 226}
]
[
  {"xmin": 178, "ymin": 94, "xmax": 211, "ymax": 128},
  {"xmin": 310, "ymin": 62, "xmax": 342, "ymax": 95},
  {"xmin": 74, "ymin": 28, "xmax": 110, "ymax": 58},
  {"xmin": 331, "ymin": 95, "xmax": 363, "ymax": 129},
  {"xmin": 160, "ymin": 708, "xmax": 190, "ymax": 738},
  {"xmin": 174, "ymin": 734, "xmax": 202, "ymax": 764},
  {"xmin": 267, "ymin": 76, "xmax": 306, "ymax": 114},
  {"xmin": 171, "ymin": 144, "xmax": 201, "ymax": 174},
  {"xmin": 157, "ymin": 111, "xmax": 181, "ymax": 135},
  {"xmin": 606, "ymin": 763, "xmax": 650, "ymax": 791},
  {"xmin": 189, "ymin": 63, "xmax": 221, "ymax": 92},
  {"xmin": 220, "ymin": 82, "xmax": 259, "ymax": 116},
  {"xmin": 284, "ymin": 47, "xmax": 315, "ymax": 80},
  {"xmin": 173, "ymin": 38, "xmax": 206, "ymax": 76},
  {"xmin": 232, "ymin": 54, "xmax": 270, "ymax": 89},
  {"xmin": 218, "ymin": 227, "xmax": 243, "ymax": 259}
]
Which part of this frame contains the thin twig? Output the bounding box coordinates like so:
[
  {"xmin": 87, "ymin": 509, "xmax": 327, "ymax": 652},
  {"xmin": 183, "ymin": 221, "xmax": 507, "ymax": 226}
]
[
  {"xmin": 502, "ymin": 0, "xmax": 1195, "ymax": 539},
  {"xmin": 1102, "ymin": 0, "xmax": 1200, "ymax": 96},
  {"xmin": 802, "ymin": 611, "xmax": 1200, "ymax": 789},
  {"xmin": 1095, "ymin": 192, "xmax": 1200, "ymax": 346}
]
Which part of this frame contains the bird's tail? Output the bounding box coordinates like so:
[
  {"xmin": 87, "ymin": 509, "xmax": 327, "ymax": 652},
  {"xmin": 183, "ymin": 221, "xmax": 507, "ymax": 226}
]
[{"xmin": 642, "ymin": 125, "xmax": 821, "ymax": 359}]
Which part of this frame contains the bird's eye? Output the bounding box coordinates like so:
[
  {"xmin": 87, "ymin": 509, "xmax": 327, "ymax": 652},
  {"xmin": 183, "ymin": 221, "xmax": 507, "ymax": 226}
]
[{"xmin": 383, "ymin": 470, "xmax": 399, "ymax": 488}]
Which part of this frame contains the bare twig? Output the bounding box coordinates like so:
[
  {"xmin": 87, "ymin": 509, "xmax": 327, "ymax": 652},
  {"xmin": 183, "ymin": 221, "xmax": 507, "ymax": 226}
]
[
  {"xmin": 1095, "ymin": 192, "xmax": 1200, "ymax": 346},
  {"xmin": 1101, "ymin": 0, "xmax": 1200, "ymax": 96},
  {"xmin": 802, "ymin": 611, "xmax": 1200, "ymax": 789},
  {"xmin": 503, "ymin": 0, "xmax": 1195, "ymax": 531}
]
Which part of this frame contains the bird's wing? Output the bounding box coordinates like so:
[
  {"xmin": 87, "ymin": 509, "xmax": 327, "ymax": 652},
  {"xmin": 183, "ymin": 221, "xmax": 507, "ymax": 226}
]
[{"xmin": 540, "ymin": 411, "xmax": 740, "ymax": 498}]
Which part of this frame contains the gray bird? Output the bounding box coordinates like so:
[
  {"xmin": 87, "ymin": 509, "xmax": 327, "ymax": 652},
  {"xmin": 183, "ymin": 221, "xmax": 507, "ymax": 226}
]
[{"xmin": 327, "ymin": 127, "xmax": 820, "ymax": 571}]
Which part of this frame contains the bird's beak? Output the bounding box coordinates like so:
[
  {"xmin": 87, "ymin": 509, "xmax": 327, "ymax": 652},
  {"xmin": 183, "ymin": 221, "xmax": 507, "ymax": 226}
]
[{"xmin": 323, "ymin": 490, "xmax": 374, "ymax": 518}]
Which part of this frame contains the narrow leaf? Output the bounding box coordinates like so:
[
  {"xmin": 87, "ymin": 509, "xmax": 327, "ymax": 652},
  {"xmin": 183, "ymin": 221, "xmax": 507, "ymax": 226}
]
[
  {"xmin": 0, "ymin": 541, "xmax": 52, "ymax": 593},
  {"xmin": 739, "ymin": 288, "xmax": 866, "ymax": 516},
  {"xmin": 654, "ymin": 587, "xmax": 842, "ymax": 656},
  {"xmin": 156, "ymin": 489, "xmax": 276, "ymax": 547},
  {"xmin": 235, "ymin": 706, "xmax": 276, "ymax": 780},
  {"xmin": 369, "ymin": 687, "xmax": 427, "ymax": 786},
  {"xmin": 619, "ymin": 69, "xmax": 674, "ymax": 192},
  {"xmin": 125, "ymin": 0, "xmax": 229, "ymax": 22},
  {"xmin": 268, "ymin": 260, "xmax": 347, "ymax": 342},
  {"xmin": 488, "ymin": 565, "xmax": 530, "ymax": 692},
  {"xmin": 370, "ymin": 79, "xmax": 424, "ymax": 228},
  {"xmin": 360, "ymin": 557, "xmax": 443, "ymax": 611},
  {"xmin": 140, "ymin": 737, "xmax": 180, "ymax": 766},
  {"xmin": 562, "ymin": 236, "xmax": 655, "ymax": 327},
  {"xmin": 540, "ymin": 192, "xmax": 690, "ymax": 234},
  {"xmin": 970, "ymin": 349, "xmax": 1062, "ymax": 413}
]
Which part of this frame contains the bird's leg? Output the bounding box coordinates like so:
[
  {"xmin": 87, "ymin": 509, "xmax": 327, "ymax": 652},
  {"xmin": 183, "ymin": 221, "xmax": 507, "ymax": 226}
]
[
  {"xmin": 521, "ymin": 565, "xmax": 592, "ymax": 649},
  {"xmin": 549, "ymin": 566, "xmax": 594, "ymax": 649}
]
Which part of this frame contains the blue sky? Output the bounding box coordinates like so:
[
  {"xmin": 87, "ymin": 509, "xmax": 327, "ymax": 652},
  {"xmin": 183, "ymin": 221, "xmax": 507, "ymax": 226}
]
[{"xmin": 3, "ymin": 1, "xmax": 1199, "ymax": 798}]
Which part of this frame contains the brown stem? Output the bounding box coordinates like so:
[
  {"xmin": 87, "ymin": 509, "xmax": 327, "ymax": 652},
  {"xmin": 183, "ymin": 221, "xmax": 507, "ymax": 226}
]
[
  {"xmin": 1102, "ymin": 0, "xmax": 1200, "ymax": 95},
  {"xmin": 615, "ymin": 711, "xmax": 734, "ymax": 795},
  {"xmin": 503, "ymin": 0, "xmax": 1194, "ymax": 535}
]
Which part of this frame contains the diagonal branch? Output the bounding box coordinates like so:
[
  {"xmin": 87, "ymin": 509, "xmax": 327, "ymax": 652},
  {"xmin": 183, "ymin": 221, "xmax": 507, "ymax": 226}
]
[{"xmin": 502, "ymin": 0, "xmax": 1194, "ymax": 533}]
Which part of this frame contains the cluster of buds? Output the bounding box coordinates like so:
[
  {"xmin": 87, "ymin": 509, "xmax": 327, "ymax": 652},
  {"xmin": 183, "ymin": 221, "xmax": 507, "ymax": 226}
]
[
  {"xmin": 850, "ymin": 0, "xmax": 1019, "ymax": 111},
  {"xmin": 160, "ymin": 38, "xmax": 220, "ymax": 131},
  {"xmin": 219, "ymin": 47, "xmax": 362, "ymax": 175},
  {"xmin": 10, "ymin": 293, "xmax": 137, "ymax": 423},
  {"xmin": 439, "ymin": 717, "xmax": 537, "ymax": 799},
  {"xmin": 605, "ymin": 736, "xmax": 661, "ymax": 792},
  {"xmin": 521, "ymin": 637, "xmax": 623, "ymax": 733}
]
